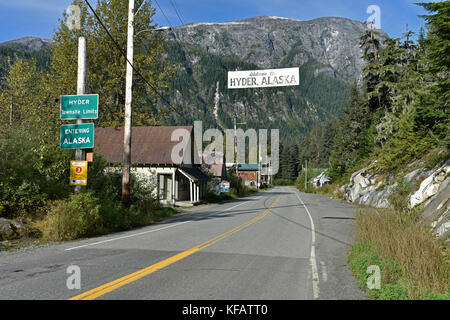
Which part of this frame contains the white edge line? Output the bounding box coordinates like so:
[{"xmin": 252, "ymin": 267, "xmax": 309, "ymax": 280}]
[
  {"xmin": 292, "ymin": 187, "xmax": 320, "ymax": 299},
  {"xmin": 64, "ymin": 221, "xmax": 190, "ymax": 251},
  {"xmin": 64, "ymin": 200, "xmax": 250, "ymax": 251}
]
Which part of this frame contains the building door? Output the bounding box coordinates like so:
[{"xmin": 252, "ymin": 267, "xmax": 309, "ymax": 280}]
[{"xmin": 158, "ymin": 174, "xmax": 165, "ymax": 200}]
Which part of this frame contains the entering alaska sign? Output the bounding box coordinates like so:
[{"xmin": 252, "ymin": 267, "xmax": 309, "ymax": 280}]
[
  {"xmin": 60, "ymin": 123, "xmax": 94, "ymax": 149},
  {"xmin": 228, "ymin": 67, "xmax": 299, "ymax": 89}
]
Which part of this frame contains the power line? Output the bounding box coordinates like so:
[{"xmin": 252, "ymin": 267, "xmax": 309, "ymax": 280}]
[
  {"xmin": 82, "ymin": 0, "xmax": 180, "ymax": 115},
  {"xmin": 153, "ymin": 0, "xmax": 173, "ymax": 27},
  {"xmin": 153, "ymin": 0, "xmax": 192, "ymax": 55},
  {"xmin": 169, "ymin": 0, "xmax": 186, "ymax": 26}
]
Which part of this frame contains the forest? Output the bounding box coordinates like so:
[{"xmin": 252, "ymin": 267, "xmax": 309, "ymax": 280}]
[{"xmin": 276, "ymin": 1, "xmax": 449, "ymax": 186}]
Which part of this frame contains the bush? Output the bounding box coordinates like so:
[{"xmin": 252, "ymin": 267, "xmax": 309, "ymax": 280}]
[
  {"xmin": 274, "ymin": 178, "xmax": 293, "ymax": 186},
  {"xmin": 0, "ymin": 126, "xmax": 72, "ymax": 218},
  {"xmin": 295, "ymin": 175, "xmax": 313, "ymax": 193},
  {"xmin": 388, "ymin": 179, "xmax": 414, "ymax": 213},
  {"xmin": 98, "ymin": 195, "xmax": 128, "ymax": 231},
  {"xmin": 40, "ymin": 191, "xmax": 103, "ymax": 241}
]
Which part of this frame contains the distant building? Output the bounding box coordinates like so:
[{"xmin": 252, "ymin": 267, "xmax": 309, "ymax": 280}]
[
  {"xmin": 237, "ymin": 163, "xmax": 262, "ymax": 187},
  {"xmin": 312, "ymin": 171, "xmax": 332, "ymax": 188},
  {"xmin": 95, "ymin": 126, "xmax": 209, "ymax": 206}
]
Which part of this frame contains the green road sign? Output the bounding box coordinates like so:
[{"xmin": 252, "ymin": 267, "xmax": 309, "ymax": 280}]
[
  {"xmin": 60, "ymin": 94, "xmax": 98, "ymax": 120},
  {"xmin": 60, "ymin": 123, "xmax": 94, "ymax": 149}
]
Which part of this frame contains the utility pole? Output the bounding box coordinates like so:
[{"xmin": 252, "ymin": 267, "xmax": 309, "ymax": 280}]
[
  {"xmin": 75, "ymin": 36, "xmax": 87, "ymax": 193},
  {"xmin": 234, "ymin": 116, "xmax": 238, "ymax": 192},
  {"xmin": 257, "ymin": 142, "xmax": 261, "ymax": 189},
  {"xmin": 122, "ymin": 0, "xmax": 135, "ymax": 208},
  {"xmin": 305, "ymin": 160, "xmax": 308, "ymax": 191},
  {"xmin": 233, "ymin": 115, "xmax": 247, "ymax": 192}
]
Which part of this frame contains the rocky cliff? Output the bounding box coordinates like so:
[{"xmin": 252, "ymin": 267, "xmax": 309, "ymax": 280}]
[
  {"xmin": 339, "ymin": 156, "xmax": 450, "ymax": 240},
  {"xmin": 161, "ymin": 16, "xmax": 389, "ymax": 137},
  {"xmin": 0, "ymin": 17, "xmax": 387, "ymax": 139},
  {"xmin": 170, "ymin": 16, "xmax": 380, "ymax": 82}
]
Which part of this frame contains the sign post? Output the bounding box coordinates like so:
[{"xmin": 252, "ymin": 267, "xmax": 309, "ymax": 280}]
[
  {"xmin": 228, "ymin": 67, "xmax": 299, "ymax": 185},
  {"xmin": 61, "ymin": 38, "xmax": 99, "ymax": 190}
]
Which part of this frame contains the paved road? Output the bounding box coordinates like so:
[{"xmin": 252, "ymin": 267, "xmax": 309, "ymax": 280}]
[{"xmin": 0, "ymin": 187, "xmax": 364, "ymax": 300}]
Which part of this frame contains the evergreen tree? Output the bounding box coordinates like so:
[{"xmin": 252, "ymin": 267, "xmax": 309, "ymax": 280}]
[
  {"xmin": 50, "ymin": 0, "xmax": 175, "ymax": 127},
  {"xmin": 415, "ymin": 1, "xmax": 449, "ymax": 142}
]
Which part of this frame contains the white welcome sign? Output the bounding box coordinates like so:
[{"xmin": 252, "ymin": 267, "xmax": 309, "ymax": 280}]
[{"xmin": 228, "ymin": 67, "xmax": 299, "ymax": 89}]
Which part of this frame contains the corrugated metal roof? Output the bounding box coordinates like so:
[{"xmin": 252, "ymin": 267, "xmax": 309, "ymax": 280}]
[
  {"xmin": 94, "ymin": 126, "xmax": 193, "ymax": 165},
  {"xmin": 238, "ymin": 164, "xmax": 261, "ymax": 171}
]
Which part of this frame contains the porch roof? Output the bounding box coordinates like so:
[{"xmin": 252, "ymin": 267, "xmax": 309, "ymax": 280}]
[{"xmin": 178, "ymin": 166, "xmax": 210, "ymax": 181}]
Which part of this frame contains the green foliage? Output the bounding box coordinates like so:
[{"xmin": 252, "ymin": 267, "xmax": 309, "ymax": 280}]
[
  {"xmin": 348, "ymin": 240, "xmax": 382, "ymax": 290},
  {"xmin": 319, "ymin": 1, "xmax": 449, "ymax": 182},
  {"xmin": 425, "ymin": 290, "xmax": 450, "ymax": 300},
  {"xmin": 0, "ymin": 46, "xmax": 51, "ymax": 78},
  {"xmin": 295, "ymin": 168, "xmax": 316, "ymax": 192},
  {"xmin": 40, "ymin": 188, "xmax": 177, "ymax": 241},
  {"xmin": 388, "ymin": 179, "xmax": 414, "ymax": 213},
  {"xmin": 348, "ymin": 240, "xmax": 410, "ymax": 300},
  {"xmin": 277, "ymin": 141, "xmax": 299, "ymax": 181},
  {"xmin": 377, "ymin": 284, "xmax": 409, "ymax": 300},
  {"xmin": 42, "ymin": 191, "xmax": 102, "ymax": 240},
  {"xmin": 327, "ymin": 81, "xmax": 372, "ymax": 179},
  {"xmin": 0, "ymin": 126, "xmax": 72, "ymax": 218},
  {"xmin": 273, "ymin": 178, "xmax": 294, "ymax": 186},
  {"xmin": 50, "ymin": 0, "xmax": 175, "ymax": 127}
]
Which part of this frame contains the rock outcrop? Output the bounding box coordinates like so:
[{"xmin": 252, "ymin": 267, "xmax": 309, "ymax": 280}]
[
  {"xmin": 341, "ymin": 158, "xmax": 450, "ymax": 240},
  {"xmin": 0, "ymin": 218, "xmax": 37, "ymax": 241},
  {"xmin": 343, "ymin": 161, "xmax": 391, "ymax": 208}
]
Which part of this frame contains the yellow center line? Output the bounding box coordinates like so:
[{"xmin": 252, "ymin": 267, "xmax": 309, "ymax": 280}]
[{"xmin": 69, "ymin": 195, "xmax": 282, "ymax": 300}]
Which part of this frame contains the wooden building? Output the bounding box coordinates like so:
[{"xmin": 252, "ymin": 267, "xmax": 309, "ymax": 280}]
[{"xmin": 94, "ymin": 126, "xmax": 209, "ymax": 206}]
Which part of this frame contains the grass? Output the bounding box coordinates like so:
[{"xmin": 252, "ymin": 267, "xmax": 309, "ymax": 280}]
[
  {"xmin": 348, "ymin": 207, "xmax": 449, "ymax": 300},
  {"xmin": 33, "ymin": 192, "xmax": 178, "ymax": 242},
  {"xmin": 31, "ymin": 184, "xmax": 260, "ymax": 244}
]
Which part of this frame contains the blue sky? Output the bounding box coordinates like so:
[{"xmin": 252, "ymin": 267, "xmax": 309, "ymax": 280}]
[{"xmin": 0, "ymin": 0, "xmax": 439, "ymax": 43}]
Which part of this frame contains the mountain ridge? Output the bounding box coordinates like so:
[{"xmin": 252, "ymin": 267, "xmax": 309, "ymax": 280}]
[{"xmin": 0, "ymin": 15, "xmax": 388, "ymax": 138}]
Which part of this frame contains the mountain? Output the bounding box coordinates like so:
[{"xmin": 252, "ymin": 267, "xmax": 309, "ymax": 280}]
[
  {"xmin": 0, "ymin": 36, "xmax": 53, "ymax": 51},
  {"xmin": 169, "ymin": 16, "xmax": 375, "ymax": 82},
  {"xmin": 0, "ymin": 37, "xmax": 52, "ymax": 77},
  {"xmin": 0, "ymin": 16, "xmax": 387, "ymax": 139},
  {"xmin": 161, "ymin": 16, "xmax": 387, "ymax": 137}
]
